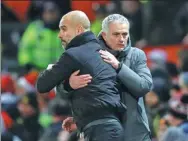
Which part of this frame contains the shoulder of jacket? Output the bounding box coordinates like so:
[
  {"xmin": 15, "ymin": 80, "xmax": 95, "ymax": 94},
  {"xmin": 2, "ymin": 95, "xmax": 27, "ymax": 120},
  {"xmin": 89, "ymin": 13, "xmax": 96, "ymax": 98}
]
[
  {"xmin": 127, "ymin": 47, "xmax": 147, "ymax": 68},
  {"xmin": 66, "ymin": 47, "xmax": 82, "ymax": 58},
  {"xmin": 65, "ymin": 48, "xmax": 74, "ymax": 54},
  {"xmin": 131, "ymin": 47, "xmax": 145, "ymax": 56},
  {"xmin": 131, "ymin": 47, "xmax": 147, "ymax": 60}
]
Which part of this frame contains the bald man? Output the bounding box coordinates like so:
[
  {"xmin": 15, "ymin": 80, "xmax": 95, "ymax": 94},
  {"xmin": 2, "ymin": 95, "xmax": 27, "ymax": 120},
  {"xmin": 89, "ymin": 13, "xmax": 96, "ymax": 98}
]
[{"xmin": 36, "ymin": 11, "xmax": 125, "ymax": 141}]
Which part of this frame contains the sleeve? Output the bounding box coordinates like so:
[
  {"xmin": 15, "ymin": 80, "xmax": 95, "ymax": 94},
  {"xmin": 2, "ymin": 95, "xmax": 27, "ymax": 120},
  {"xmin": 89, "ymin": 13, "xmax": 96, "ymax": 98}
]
[
  {"xmin": 117, "ymin": 49, "xmax": 153, "ymax": 98},
  {"xmin": 36, "ymin": 53, "xmax": 78, "ymax": 93}
]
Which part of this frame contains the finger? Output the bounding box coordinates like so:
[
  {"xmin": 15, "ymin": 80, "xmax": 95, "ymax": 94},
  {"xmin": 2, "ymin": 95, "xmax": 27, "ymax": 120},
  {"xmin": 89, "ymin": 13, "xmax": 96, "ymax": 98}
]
[
  {"xmin": 104, "ymin": 50, "xmax": 111, "ymax": 55},
  {"xmin": 103, "ymin": 50, "xmax": 114, "ymax": 57},
  {"xmin": 64, "ymin": 124, "xmax": 71, "ymax": 130},
  {"xmin": 62, "ymin": 123, "xmax": 67, "ymax": 128},
  {"xmin": 81, "ymin": 79, "xmax": 92, "ymax": 84},
  {"xmin": 103, "ymin": 59, "xmax": 112, "ymax": 64},
  {"xmin": 77, "ymin": 83, "xmax": 88, "ymax": 89},
  {"xmin": 100, "ymin": 54, "xmax": 109, "ymax": 59},
  {"xmin": 72, "ymin": 70, "xmax": 80, "ymax": 76},
  {"xmin": 86, "ymin": 80, "xmax": 92, "ymax": 83},
  {"xmin": 63, "ymin": 118, "xmax": 69, "ymax": 123},
  {"xmin": 78, "ymin": 76, "xmax": 92, "ymax": 83},
  {"xmin": 83, "ymin": 77, "xmax": 92, "ymax": 81},
  {"xmin": 65, "ymin": 124, "xmax": 71, "ymax": 128},
  {"xmin": 104, "ymin": 50, "xmax": 113, "ymax": 56},
  {"xmin": 99, "ymin": 51, "xmax": 106, "ymax": 55},
  {"xmin": 77, "ymin": 81, "xmax": 89, "ymax": 86},
  {"xmin": 99, "ymin": 49, "xmax": 108, "ymax": 54},
  {"xmin": 79, "ymin": 74, "xmax": 92, "ymax": 79},
  {"xmin": 99, "ymin": 50, "xmax": 105, "ymax": 53},
  {"xmin": 62, "ymin": 122, "xmax": 66, "ymax": 127},
  {"xmin": 63, "ymin": 118, "xmax": 71, "ymax": 125},
  {"xmin": 66, "ymin": 117, "xmax": 73, "ymax": 120},
  {"xmin": 76, "ymin": 79, "xmax": 91, "ymax": 87},
  {"xmin": 63, "ymin": 125, "xmax": 68, "ymax": 130},
  {"xmin": 99, "ymin": 50, "xmax": 102, "ymax": 53},
  {"xmin": 64, "ymin": 127, "xmax": 70, "ymax": 131}
]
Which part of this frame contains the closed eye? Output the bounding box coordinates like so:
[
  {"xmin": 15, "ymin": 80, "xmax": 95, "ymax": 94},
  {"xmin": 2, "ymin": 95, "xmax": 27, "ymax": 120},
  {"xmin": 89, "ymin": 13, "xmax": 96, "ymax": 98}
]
[{"xmin": 60, "ymin": 26, "xmax": 67, "ymax": 31}]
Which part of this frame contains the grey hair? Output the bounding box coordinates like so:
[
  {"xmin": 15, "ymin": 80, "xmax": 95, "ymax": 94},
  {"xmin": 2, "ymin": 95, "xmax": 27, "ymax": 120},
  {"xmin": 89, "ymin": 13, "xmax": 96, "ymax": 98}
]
[{"xmin": 102, "ymin": 14, "xmax": 130, "ymax": 32}]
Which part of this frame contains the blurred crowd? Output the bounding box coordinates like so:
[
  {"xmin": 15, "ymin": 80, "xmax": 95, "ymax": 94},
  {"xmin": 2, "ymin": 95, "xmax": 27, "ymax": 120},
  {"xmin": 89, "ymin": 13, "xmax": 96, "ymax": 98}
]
[
  {"xmin": 1, "ymin": 70, "xmax": 72, "ymax": 141},
  {"xmin": 145, "ymin": 47, "xmax": 188, "ymax": 141},
  {"xmin": 1, "ymin": 0, "xmax": 188, "ymax": 141}
]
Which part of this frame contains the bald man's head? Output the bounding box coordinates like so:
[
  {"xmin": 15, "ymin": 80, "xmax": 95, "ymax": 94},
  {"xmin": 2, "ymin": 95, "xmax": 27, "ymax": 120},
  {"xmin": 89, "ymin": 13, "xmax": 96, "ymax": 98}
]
[
  {"xmin": 58, "ymin": 11, "xmax": 91, "ymax": 47},
  {"xmin": 62, "ymin": 10, "xmax": 90, "ymax": 30}
]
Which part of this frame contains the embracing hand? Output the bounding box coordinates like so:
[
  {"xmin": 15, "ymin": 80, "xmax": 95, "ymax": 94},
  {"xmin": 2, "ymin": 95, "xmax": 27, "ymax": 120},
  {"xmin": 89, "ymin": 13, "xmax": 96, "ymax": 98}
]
[
  {"xmin": 62, "ymin": 117, "xmax": 77, "ymax": 132},
  {"xmin": 69, "ymin": 50, "xmax": 119, "ymax": 89},
  {"xmin": 99, "ymin": 50, "xmax": 120, "ymax": 69},
  {"xmin": 69, "ymin": 70, "xmax": 92, "ymax": 89}
]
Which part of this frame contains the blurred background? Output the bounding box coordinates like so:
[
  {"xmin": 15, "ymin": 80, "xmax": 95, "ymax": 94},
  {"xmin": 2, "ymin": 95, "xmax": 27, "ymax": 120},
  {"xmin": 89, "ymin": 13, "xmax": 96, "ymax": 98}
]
[{"xmin": 1, "ymin": 0, "xmax": 188, "ymax": 141}]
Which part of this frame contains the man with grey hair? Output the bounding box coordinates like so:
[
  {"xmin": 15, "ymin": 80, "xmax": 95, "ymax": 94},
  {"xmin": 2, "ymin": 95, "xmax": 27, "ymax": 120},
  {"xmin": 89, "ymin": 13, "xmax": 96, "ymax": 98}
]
[
  {"xmin": 63, "ymin": 14, "xmax": 153, "ymax": 141},
  {"xmin": 37, "ymin": 11, "xmax": 125, "ymax": 141}
]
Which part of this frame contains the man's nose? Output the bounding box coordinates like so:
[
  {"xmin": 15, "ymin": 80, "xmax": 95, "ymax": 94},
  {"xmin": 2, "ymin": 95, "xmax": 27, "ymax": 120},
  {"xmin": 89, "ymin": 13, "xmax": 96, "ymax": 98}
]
[{"xmin": 119, "ymin": 35, "xmax": 124, "ymax": 43}]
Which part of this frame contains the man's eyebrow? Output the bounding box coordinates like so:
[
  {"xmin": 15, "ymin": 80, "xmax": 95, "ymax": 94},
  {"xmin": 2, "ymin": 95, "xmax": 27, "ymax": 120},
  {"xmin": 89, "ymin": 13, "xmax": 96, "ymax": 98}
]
[
  {"xmin": 113, "ymin": 32, "xmax": 120, "ymax": 34},
  {"xmin": 59, "ymin": 25, "xmax": 66, "ymax": 29},
  {"xmin": 122, "ymin": 32, "xmax": 128, "ymax": 34},
  {"xmin": 112, "ymin": 32, "xmax": 121, "ymax": 35},
  {"xmin": 113, "ymin": 32, "xmax": 128, "ymax": 34}
]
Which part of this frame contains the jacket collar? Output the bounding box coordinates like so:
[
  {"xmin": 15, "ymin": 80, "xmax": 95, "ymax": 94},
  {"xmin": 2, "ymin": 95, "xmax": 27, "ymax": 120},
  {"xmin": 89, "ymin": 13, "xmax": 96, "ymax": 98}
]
[{"xmin": 66, "ymin": 31, "xmax": 97, "ymax": 50}]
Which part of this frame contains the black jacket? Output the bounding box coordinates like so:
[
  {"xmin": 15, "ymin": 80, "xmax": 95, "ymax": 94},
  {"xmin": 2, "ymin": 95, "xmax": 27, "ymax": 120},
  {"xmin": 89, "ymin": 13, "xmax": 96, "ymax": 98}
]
[{"xmin": 36, "ymin": 31, "xmax": 126, "ymax": 130}]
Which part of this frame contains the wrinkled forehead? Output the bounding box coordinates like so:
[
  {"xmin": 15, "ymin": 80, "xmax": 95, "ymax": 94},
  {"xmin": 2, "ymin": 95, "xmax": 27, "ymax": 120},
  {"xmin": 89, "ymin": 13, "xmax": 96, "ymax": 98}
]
[
  {"xmin": 59, "ymin": 16, "xmax": 74, "ymax": 29},
  {"xmin": 109, "ymin": 22, "xmax": 129, "ymax": 33}
]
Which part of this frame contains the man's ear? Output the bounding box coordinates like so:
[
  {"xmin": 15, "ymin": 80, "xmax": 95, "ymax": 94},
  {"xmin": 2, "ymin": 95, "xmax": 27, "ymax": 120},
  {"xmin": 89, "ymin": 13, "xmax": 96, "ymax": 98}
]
[
  {"xmin": 76, "ymin": 25, "xmax": 84, "ymax": 35},
  {"xmin": 101, "ymin": 32, "xmax": 107, "ymax": 41}
]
